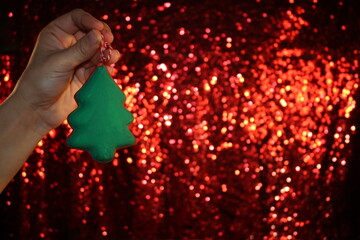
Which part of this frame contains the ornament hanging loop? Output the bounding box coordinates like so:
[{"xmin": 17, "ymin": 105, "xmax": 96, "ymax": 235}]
[{"xmin": 100, "ymin": 34, "xmax": 113, "ymax": 64}]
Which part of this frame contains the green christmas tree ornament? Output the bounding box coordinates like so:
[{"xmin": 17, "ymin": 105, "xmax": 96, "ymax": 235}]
[{"xmin": 67, "ymin": 64, "xmax": 136, "ymax": 163}]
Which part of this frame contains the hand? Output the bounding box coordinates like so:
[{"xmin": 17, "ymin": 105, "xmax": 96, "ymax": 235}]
[{"xmin": 13, "ymin": 9, "xmax": 120, "ymax": 135}]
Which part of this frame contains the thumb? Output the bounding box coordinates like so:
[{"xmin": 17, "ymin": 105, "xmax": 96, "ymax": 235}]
[{"xmin": 60, "ymin": 29, "xmax": 102, "ymax": 69}]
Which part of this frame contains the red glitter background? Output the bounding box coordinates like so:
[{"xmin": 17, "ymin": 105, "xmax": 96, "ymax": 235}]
[{"xmin": 1, "ymin": 0, "xmax": 360, "ymax": 239}]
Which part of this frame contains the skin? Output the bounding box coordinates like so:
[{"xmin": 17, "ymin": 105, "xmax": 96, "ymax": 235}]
[{"xmin": 0, "ymin": 9, "xmax": 120, "ymax": 193}]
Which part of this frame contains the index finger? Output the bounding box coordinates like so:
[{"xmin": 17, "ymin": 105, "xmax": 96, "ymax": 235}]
[{"xmin": 51, "ymin": 9, "xmax": 103, "ymax": 35}]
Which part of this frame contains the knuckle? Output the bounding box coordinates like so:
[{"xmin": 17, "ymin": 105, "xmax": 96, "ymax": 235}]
[
  {"xmin": 37, "ymin": 27, "xmax": 51, "ymax": 42},
  {"xmin": 76, "ymin": 42, "xmax": 88, "ymax": 58},
  {"xmin": 72, "ymin": 8, "xmax": 84, "ymax": 15},
  {"xmin": 38, "ymin": 28, "xmax": 47, "ymax": 39}
]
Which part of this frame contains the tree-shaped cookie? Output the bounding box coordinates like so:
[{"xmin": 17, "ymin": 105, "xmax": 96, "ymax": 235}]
[{"xmin": 67, "ymin": 65, "xmax": 135, "ymax": 162}]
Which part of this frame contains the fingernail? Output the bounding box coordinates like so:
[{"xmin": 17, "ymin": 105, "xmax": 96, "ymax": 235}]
[{"xmin": 87, "ymin": 30, "xmax": 101, "ymax": 45}]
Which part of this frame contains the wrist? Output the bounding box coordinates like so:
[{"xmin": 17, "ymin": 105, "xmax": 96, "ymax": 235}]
[{"xmin": 7, "ymin": 90, "xmax": 52, "ymax": 139}]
